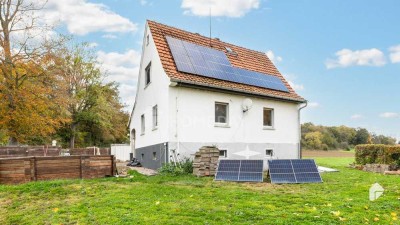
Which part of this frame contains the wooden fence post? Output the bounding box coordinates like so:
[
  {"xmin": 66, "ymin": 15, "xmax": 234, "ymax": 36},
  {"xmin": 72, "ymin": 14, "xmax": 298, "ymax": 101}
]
[
  {"xmin": 80, "ymin": 156, "xmax": 83, "ymax": 179},
  {"xmin": 32, "ymin": 157, "xmax": 37, "ymax": 181},
  {"xmin": 111, "ymin": 156, "xmax": 116, "ymax": 176}
]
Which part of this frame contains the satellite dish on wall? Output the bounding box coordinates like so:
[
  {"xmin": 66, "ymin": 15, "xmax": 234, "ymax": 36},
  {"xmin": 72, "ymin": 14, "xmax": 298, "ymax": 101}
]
[{"xmin": 242, "ymin": 98, "xmax": 253, "ymax": 112}]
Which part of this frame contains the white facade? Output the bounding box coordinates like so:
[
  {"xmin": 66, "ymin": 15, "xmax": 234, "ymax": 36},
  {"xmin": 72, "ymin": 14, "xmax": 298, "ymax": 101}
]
[
  {"xmin": 130, "ymin": 23, "xmax": 170, "ymax": 149},
  {"xmin": 129, "ymin": 22, "xmax": 304, "ymax": 169}
]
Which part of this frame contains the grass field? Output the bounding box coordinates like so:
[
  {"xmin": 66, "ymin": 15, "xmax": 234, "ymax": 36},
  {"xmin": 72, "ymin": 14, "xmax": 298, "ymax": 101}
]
[{"xmin": 0, "ymin": 157, "xmax": 399, "ymax": 224}]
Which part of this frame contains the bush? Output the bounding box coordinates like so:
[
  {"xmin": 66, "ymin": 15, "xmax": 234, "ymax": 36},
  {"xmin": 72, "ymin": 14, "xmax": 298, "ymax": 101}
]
[
  {"xmin": 158, "ymin": 157, "xmax": 193, "ymax": 176},
  {"xmin": 355, "ymin": 144, "xmax": 400, "ymax": 167},
  {"xmin": 339, "ymin": 142, "xmax": 351, "ymax": 151}
]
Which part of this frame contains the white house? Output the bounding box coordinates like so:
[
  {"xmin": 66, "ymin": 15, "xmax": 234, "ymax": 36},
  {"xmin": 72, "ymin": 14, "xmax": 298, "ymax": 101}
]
[{"xmin": 128, "ymin": 20, "xmax": 307, "ymax": 170}]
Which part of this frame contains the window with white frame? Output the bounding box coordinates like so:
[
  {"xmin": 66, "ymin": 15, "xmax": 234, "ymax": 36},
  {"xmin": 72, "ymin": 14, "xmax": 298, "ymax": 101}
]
[
  {"xmin": 215, "ymin": 102, "xmax": 229, "ymax": 125},
  {"xmin": 146, "ymin": 34, "xmax": 150, "ymax": 46},
  {"xmin": 145, "ymin": 62, "xmax": 151, "ymax": 86},
  {"xmin": 263, "ymin": 108, "xmax": 274, "ymax": 128},
  {"xmin": 141, "ymin": 114, "xmax": 145, "ymax": 134},
  {"xmin": 219, "ymin": 150, "xmax": 227, "ymax": 158},
  {"xmin": 152, "ymin": 105, "xmax": 158, "ymax": 129}
]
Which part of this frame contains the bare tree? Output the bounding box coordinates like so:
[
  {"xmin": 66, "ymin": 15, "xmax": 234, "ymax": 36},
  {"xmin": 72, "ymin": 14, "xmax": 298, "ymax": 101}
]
[{"xmin": 0, "ymin": 0, "xmax": 66, "ymax": 145}]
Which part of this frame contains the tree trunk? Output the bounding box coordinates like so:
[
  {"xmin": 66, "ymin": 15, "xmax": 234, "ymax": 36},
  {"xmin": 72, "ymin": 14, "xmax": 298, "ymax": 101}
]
[
  {"xmin": 8, "ymin": 137, "xmax": 18, "ymax": 146},
  {"xmin": 70, "ymin": 123, "xmax": 77, "ymax": 149}
]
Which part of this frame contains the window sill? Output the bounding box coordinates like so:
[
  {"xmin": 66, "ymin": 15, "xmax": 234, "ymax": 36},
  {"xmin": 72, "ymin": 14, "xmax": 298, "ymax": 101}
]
[
  {"xmin": 263, "ymin": 126, "xmax": 275, "ymax": 130},
  {"xmin": 215, "ymin": 124, "xmax": 230, "ymax": 128},
  {"xmin": 140, "ymin": 133, "xmax": 145, "ymax": 136},
  {"xmin": 152, "ymin": 127, "xmax": 158, "ymax": 131}
]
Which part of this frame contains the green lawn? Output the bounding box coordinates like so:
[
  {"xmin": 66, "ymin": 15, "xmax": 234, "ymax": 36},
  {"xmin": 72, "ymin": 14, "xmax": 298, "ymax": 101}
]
[{"xmin": 0, "ymin": 158, "xmax": 399, "ymax": 225}]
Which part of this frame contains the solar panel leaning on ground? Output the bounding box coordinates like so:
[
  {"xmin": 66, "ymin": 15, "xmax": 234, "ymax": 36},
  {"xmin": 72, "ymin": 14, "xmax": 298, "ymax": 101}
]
[
  {"xmin": 215, "ymin": 159, "xmax": 264, "ymax": 182},
  {"xmin": 165, "ymin": 36, "xmax": 289, "ymax": 93},
  {"xmin": 268, "ymin": 159, "xmax": 322, "ymax": 184}
]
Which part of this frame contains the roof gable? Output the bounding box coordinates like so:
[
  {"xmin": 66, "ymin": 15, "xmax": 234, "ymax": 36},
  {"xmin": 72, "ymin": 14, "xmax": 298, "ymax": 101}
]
[{"xmin": 147, "ymin": 20, "xmax": 305, "ymax": 102}]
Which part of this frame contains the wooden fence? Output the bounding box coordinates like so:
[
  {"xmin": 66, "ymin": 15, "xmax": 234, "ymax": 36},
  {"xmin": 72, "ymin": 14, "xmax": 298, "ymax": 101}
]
[
  {"xmin": 70, "ymin": 148, "xmax": 110, "ymax": 156},
  {"xmin": 0, "ymin": 146, "xmax": 111, "ymax": 158},
  {"xmin": 0, "ymin": 146, "xmax": 61, "ymax": 158},
  {"xmin": 0, "ymin": 155, "xmax": 116, "ymax": 185}
]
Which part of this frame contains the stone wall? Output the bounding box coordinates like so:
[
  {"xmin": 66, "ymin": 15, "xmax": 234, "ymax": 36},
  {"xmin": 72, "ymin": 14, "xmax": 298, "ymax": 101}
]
[
  {"xmin": 193, "ymin": 146, "xmax": 219, "ymax": 177},
  {"xmin": 363, "ymin": 164, "xmax": 397, "ymax": 174}
]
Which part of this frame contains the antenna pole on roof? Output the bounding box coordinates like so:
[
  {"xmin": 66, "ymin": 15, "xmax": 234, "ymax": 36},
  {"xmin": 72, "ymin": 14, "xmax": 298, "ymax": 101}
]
[{"xmin": 209, "ymin": 6, "xmax": 212, "ymax": 47}]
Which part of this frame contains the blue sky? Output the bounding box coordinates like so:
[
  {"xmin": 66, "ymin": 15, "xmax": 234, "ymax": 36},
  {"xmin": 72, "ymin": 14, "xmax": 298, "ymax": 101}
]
[{"xmin": 44, "ymin": 0, "xmax": 400, "ymax": 138}]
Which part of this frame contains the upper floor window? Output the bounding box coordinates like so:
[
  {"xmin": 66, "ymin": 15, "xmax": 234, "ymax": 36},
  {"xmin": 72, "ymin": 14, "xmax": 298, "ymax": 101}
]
[
  {"xmin": 152, "ymin": 105, "xmax": 158, "ymax": 129},
  {"xmin": 263, "ymin": 108, "xmax": 274, "ymax": 128},
  {"xmin": 215, "ymin": 102, "xmax": 229, "ymax": 125},
  {"xmin": 146, "ymin": 34, "xmax": 150, "ymax": 46},
  {"xmin": 141, "ymin": 114, "xmax": 145, "ymax": 134},
  {"xmin": 145, "ymin": 62, "xmax": 151, "ymax": 86}
]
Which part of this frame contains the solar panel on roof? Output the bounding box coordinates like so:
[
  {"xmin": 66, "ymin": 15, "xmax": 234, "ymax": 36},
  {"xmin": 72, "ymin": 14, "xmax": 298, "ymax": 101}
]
[
  {"xmin": 215, "ymin": 159, "xmax": 263, "ymax": 182},
  {"xmin": 165, "ymin": 36, "xmax": 289, "ymax": 93},
  {"xmin": 268, "ymin": 159, "xmax": 322, "ymax": 184}
]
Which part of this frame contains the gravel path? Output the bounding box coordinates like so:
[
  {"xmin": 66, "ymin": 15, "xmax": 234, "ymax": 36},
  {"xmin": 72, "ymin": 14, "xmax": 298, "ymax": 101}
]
[{"xmin": 116, "ymin": 162, "xmax": 157, "ymax": 176}]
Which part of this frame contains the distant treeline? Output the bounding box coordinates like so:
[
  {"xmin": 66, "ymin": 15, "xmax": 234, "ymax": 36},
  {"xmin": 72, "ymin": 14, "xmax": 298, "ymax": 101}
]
[{"xmin": 301, "ymin": 123, "xmax": 397, "ymax": 150}]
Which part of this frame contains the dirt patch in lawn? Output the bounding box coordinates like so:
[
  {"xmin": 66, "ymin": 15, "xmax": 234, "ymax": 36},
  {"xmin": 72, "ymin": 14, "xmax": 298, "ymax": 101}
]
[
  {"xmin": 116, "ymin": 162, "xmax": 157, "ymax": 176},
  {"xmin": 303, "ymin": 150, "xmax": 355, "ymax": 158}
]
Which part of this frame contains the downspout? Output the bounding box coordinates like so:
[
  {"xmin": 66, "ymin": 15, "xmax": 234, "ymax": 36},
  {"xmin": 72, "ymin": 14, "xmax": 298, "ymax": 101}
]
[{"xmin": 298, "ymin": 101, "xmax": 308, "ymax": 159}]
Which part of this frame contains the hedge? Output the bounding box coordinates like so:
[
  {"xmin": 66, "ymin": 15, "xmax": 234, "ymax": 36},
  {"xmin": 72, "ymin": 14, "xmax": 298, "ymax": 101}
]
[{"xmin": 355, "ymin": 144, "xmax": 400, "ymax": 166}]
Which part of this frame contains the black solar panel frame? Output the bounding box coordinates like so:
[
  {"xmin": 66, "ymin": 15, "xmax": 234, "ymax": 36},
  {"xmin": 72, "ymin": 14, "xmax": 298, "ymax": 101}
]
[
  {"xmin": 165, "ymin": 36, "xmax": 290, "ymax": 93},
  {"xmin": 268, "ymin": 159, "xmax": 322, "ymax": 184},
  {"xmin": 215, "ymin": 159, "xmax": 264, "ymax": 182}
]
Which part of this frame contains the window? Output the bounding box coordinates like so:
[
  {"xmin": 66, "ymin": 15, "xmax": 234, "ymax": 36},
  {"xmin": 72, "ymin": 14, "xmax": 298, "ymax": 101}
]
[
  {"xmin": 141, "ymin": 153, "xmax": 144, "ymax": 160},
  {"xmin": 219, "ymin": 150, "xmax": 227, "ymax": 158},
  {"xmin": 146, "ymin": 34, "xmax": 149, "ymax": 46},
  {"xmin": 266, "ymin": 149, "xmax": 273, "ymax": 157},
  {"xmin": 152, "ymin": 105, "xmax": 158, "ymax": 129},
  {"xmin": 153, "ymin": 152, "xmax": 157, "ymax": 160},
  {"xmin": 215, "ymin": 102, "xmax": 229, "ymax": 125},
  {"xmin": 145, "ymin": 62, "xmax": 151, "ymax": 86},
  {"xmin": 263, "ymin": 108, "xmax": 274, "ymax": 128},
  {"xmin": 141, "ymin": 114, "xmax": 145, "ymax": 134}
]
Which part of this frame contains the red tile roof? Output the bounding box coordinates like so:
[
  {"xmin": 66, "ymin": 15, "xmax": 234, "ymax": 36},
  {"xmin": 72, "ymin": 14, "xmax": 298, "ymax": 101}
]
[{"xmin": 147, "ymin": 20, "xmax": 305, "ymax": 103}]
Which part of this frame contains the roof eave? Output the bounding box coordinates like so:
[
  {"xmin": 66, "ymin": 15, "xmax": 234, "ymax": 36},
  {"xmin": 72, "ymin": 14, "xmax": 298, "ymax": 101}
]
[{"xmin": 170, "ymin": 78, "xmax": 306, "ymax": 104}]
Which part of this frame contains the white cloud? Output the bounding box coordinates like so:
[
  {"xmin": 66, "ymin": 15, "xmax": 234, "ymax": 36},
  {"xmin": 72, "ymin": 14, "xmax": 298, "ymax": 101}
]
[
  {"xmin": 181, "ymin": 0, "xmax": 260, "ymax": 17},
  {"xmin": 97, "ymin": 50, "xmax": 141, "ymax": 109},
  {"xmin": 102, "ymin": 34, "xmax": 118, "ymax": 39},
  {"xmin": 308, "ymin": 102, "xmax": 319, "ymax": 108},
  {"xmin": 266, "ymin": 50, "xmax": 282, "ymax": 64},
  {"xmin": 325, "ymin": 48, "xmax": 386, "ymax": 69},
  {"xmin": 389, "ymin": 45, "xmax": 400, "ymax": 63},
  {"xmin": 140, "ymin": 0, "xmax": 148, "ymax": 5},
  {"xmin": 287, "ymin": 80, "xmax": 304, "ymax": 91},
  {"xmin": 379, "ymin": 112, "xmax": 399, "ymax": 118},
  {"xmin": 351, "ymin": 114, "xmax": 364, "ymax": 120},
  {"xmin": 43, "ymin": 0, "xmax": 138, "ymax": 35}
]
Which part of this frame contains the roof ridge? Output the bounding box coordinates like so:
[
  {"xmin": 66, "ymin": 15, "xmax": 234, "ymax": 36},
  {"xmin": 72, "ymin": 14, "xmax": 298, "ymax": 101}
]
[{"xmin": 147, "ymin": 20, "xmax": 267, "ymax": 56}]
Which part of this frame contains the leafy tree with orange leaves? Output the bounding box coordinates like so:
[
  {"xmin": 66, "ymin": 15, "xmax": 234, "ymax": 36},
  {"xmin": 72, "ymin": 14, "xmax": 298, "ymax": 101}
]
[{"xmin": 0, "ymin": 0, "xmax": 69, "ymax": 144}]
